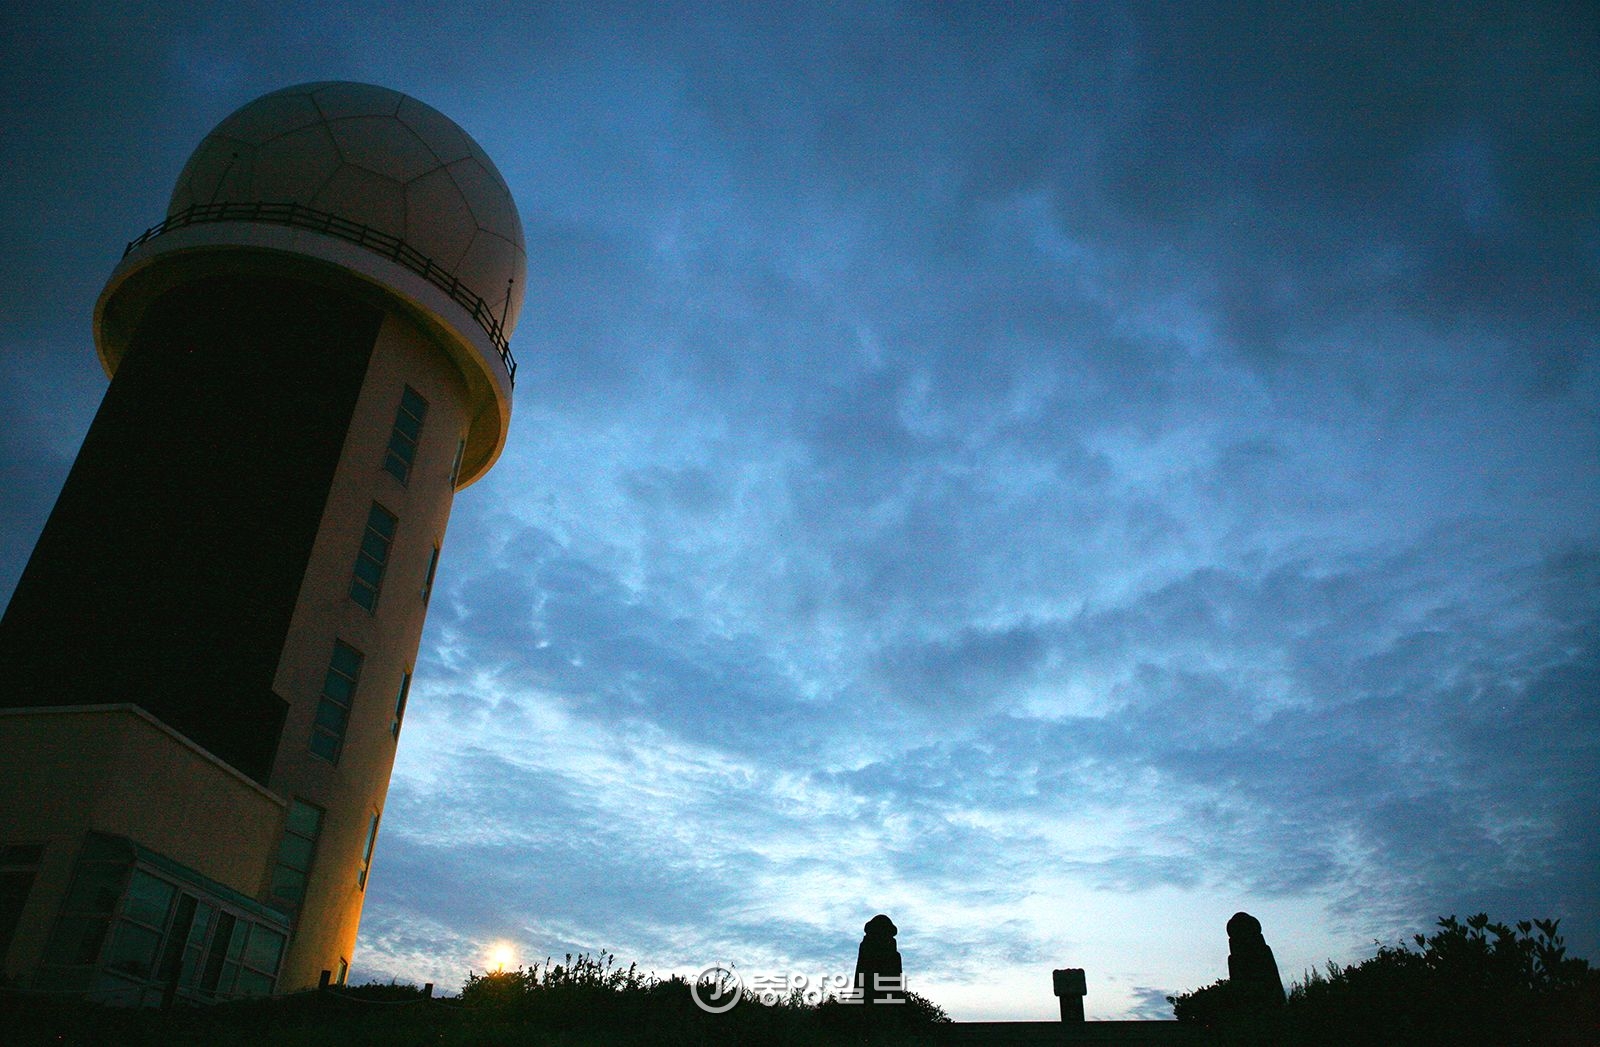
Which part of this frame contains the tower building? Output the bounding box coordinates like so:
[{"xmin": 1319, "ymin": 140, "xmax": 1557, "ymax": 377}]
[{"xmin": 0, "ymin": 82, "xmax": 523, "ymax": 1001}]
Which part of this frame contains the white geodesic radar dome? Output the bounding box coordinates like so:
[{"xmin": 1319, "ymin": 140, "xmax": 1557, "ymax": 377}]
[{"xmin": 168, "ymin": 81, "xmax": 527, "ymax": 337}]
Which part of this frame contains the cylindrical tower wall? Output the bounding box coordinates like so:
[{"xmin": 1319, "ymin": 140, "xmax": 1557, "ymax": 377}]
[{"xmin": 265, "ymin": 308, "xmax": 473, "ymax": 988}]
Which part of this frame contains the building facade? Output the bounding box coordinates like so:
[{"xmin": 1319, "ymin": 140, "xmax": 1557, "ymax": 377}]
[{"xmin": 0, "ymin": 82, "xmax": 523, "ymax": 1002}]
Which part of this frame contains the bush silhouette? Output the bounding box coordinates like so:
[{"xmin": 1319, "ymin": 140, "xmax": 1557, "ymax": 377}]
[
  {"xmin": 1170, "ymin": 914, "xmax": 1600, "ymax": 1046},
  {"xmin": 3, "ymin": 950, "xmax": 950, "ymax": 1046},
  {"xmin": 457, "ymin": 949, "xmax": 951, "ymax": 1045}
]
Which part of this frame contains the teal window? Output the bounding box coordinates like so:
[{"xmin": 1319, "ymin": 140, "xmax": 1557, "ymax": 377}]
[
  {"xmin": 357, "ymin": 812, "xmax": 380, "ymax": 889},
  {"xmin": 240, "ymin": 924, "xmax": 286, "ymax": 986},
  {"xmin": 199, "ymin": 913, "xmax": 236, "ymax": 993},
  {"xmin": 383, "ymin": 386, "xmax": 428, "ymax": 483},
  {"xmin": 104, "ymin": 920, "xmax": 162, "ymax": 981},
  {"xmin": 44, "ymin": 838, "xmax": 132, "ymax": 973},
  {"xmin": 269, "ymin": 800, "xmax": 324, "ymax": 909},
  {"xmin": 38, "ymin": 836, "xmax": 287, "ymax": 1005},
  {"xmin": 391, "ymin": 671, "xmax": 411, "ymax": 738},
  {"xmin": 202, "ymin": 916, "xmax": 284, "ymax": 999},
  {"xmin": 166, "ymin": 896, "xmax": 213, "ymax": 995},
  {"xmin": 449, "ymin": 436, "xmax": 466, "ymax": 485},
  {"xmin": 62, "ymin": 852, "xmax": 125, "ymax": 915},
  {"xmin": 120, "ymin": 868, "xmax": 175, "ymax": 928},
  {"xmin": 350, "ymin": 503, "xmax": 398, "ymax": 611},
  {"xmin": 310, "ymin": 642, "xmax": 362, "ymax": 763},
  {"xmin": 99, "ymin": 870, "xmax": 173, "ymax": 984},
  {"xmin": 0, "ymin": 844, "xmax": 43, "ymax": 962},
  {"xmin": 422, "ymin": 544, "xmax": 440, "ymax": 604}
]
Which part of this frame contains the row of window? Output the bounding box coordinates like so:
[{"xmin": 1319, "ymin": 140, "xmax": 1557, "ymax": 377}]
[
  {"xmin": 359, "ymin": 385, "xmax": 454, "ymax": 614},
  {"xmin": 323, "ymin": 386, "xmax": 444, "ymax": 762},
  {"xmin": 264, "ymin": 389, "xmax": 424, "ymax": 954}
]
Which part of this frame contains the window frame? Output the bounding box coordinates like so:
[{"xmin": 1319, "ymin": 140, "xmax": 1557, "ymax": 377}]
[
  {"xmin": 0, "ymin": 843, "xmax": 44, "ymax": 966},
  {"xmin": 349, "ymin": 503, "xmax": 398, "ymax": 612},
  {"xmin": 391, "ymin": 670, "xmax": 412, "ymax": 739},
  {"xmin": 309, "ymin": 641, "xmax": 363, "ymax": 764},
  {"xmin": 268, "ymin": 799, "xmax": 324, "ymax": 913},
  {"xmin": 421, "ymin": 543, "xmax": 440, "ymax": 604},
  {"xmin": 448, "ymin": 435, "xmax": 466, "ymax": 486},
  {"xmin": 383, "ymin": 386, "xmax": 429, "ymax": 485},
  {"xmin": 356, "ymin": 811, "xmax": 380, "ymax": 890}
]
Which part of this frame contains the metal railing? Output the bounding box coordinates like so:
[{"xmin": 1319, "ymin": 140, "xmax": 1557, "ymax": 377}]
[{"xmin": 124, "ymin": 201, "xmax": 517, "ymax": 384}]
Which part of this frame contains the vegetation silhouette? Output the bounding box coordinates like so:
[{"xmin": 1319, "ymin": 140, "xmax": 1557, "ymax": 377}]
[
  {"xmin": 459, "ymin": 949, "xmax": 950, "ymax": 1044},
  {"xmin": 7, "ymin": 913, "xmax": 1593, "ymax": 1045},
  {"xmin": 1, "ymin": 949, "xmax": 948, "ymax": 1046},
  {"xmin": 1169, "ymin": 913, "xmax": 1599, "ymax": 1046}
]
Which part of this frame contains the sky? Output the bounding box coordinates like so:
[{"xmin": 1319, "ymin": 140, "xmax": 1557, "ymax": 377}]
[{"xmin": 1, "ymin": 1, "xmax": 1596, "ymax": 1022}]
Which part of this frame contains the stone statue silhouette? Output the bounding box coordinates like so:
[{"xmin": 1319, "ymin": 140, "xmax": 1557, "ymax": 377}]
[
  {"xmin": 1227, "ymin": 911, "xmax": 1285, "ymax": 1007},
  {"xmin": 853, "ymin": 913, "xmax": 903, "ymax": 1003}
]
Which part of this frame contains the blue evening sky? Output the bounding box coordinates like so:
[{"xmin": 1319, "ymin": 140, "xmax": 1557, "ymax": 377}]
[{"xmin": 1, "ymin": 2, "xmax": 1595, "ymax": 1020}]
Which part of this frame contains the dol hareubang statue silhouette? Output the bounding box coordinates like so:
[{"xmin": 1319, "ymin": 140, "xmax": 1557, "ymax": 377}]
[
  {"xmin": 1227, "ymin": 911, "xmax": 1285, "ymax": 1007},
  {"xmin": 854, "ymin": 914, "xmax": 904, "ymax": 1003}
]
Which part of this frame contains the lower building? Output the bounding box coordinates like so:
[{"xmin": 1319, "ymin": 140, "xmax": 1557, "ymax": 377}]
[{"xmin": 0, "ymin": 706, "xmax": 292, "ymax": 1003}]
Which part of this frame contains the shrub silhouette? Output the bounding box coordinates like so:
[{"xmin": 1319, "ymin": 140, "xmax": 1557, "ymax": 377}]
[
  {"xmin": 461, "ymin": 950, "xmax": 649, "ymax": 1017},
  {"xmin": 1169, "ymin": 975, "xmax": 1266, "ymax": 1027},
  {"xmin": 2, "ymin": 950, "xmax": 950, "ymax": 1046},
  {"xmin": 1170, "ymin": 914, "xmax": 1600, "ymax": 1046},
  {"xmin": 457, "ymin": 949, "xmax": 951, "ymax": 1045}
]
